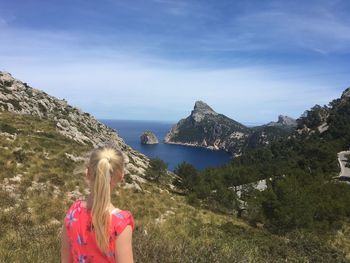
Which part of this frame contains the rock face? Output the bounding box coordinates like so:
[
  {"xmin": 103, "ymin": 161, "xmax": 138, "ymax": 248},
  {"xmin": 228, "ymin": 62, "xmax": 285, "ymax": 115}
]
[
  {"xmin": 267, "ymin": 115, "xmax": 297, "ymax": 129},
  {"xmin": 244, "ymin": 115, "xmax": 297, "ymax": 149},
  {"xmin": 164, "ymin": 101, "xmax": 250, "ymax": 154},
  {"xmin": 289, "ymin": 88, "xmax": 350, "ymax": 139},
  {"xmin": 296, "ymin": 104, "xmax": 330, "ymax": 133},
  {"xmin": 0, "ymin": 71, "xmax": 150, "ymax": 179},
  {"xmin": 244, "ymin": 125, "xmax": 292, "ymax": 150},
  {"xmin": 191, "ymin": 101, "xmax": 218, "ymax": 122},
  {"xmin": 0, "ymin": 72, "xmax": 115, "ymax": 147},
  {"xmin": 140, "ymin": 131, "xmax": 159, "ymax": 144}
]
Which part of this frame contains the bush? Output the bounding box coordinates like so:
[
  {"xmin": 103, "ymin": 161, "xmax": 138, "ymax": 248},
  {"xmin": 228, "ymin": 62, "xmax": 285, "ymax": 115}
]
[
  {"xmin": 173, "ymin": 162, "xmax": 198, "ymax": 191},
  {"xmin": 145, "ymin": 158, "xmax": 168, "ymax": 183},
  {"xmin": 0, "ymin": 122, "xmax": 17, "ymax": 134},
  {"xmin": 248, "ymin": 175, "xmax": 350, "ymax": 233}
]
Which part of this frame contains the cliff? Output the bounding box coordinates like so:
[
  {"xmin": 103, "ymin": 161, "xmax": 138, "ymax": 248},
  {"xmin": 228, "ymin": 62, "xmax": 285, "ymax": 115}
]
[{"xmin": 164, "ymin": 101, "xmax": 250, "ymax": 154}]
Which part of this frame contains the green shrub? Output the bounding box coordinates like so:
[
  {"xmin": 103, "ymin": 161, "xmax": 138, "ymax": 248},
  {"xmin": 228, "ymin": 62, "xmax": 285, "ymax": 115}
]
[
  {"xmin": 0, "ymin": 122, "xmax": 17, "ymax": 134},
  {"xmin": 145, "ymin": 158, "xmax": 168, "ymax": 183}
]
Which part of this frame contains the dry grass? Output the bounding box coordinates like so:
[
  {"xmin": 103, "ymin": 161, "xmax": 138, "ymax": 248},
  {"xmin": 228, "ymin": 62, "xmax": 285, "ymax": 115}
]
[{"xmin": 0, "ymin": 111, "xmax": 348, "ymax": 263}]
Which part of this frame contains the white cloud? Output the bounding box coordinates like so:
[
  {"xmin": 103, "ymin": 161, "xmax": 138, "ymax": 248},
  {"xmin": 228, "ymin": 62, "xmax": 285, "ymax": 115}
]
[
  {"xmin": 230, "ymin": 5, "xmax": 350, "ymax": 53},
  {"xmin": 2, "ymin": 53, "xmax": 344, "ymax": 123},
  {"xmin": 0, "ymin": 4, "xmax": 349, "ymax": 123}
]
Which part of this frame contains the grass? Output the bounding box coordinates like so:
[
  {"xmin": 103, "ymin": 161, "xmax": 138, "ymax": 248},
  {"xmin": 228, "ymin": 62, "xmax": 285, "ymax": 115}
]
[{"xmin": 0, "ymin": 111, "xmax": 349, "ymax": 262}]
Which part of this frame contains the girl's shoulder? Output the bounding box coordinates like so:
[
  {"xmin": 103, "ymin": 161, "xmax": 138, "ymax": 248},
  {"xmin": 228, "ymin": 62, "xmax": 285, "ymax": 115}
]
[
  {"xmin": 66, "ymin": 199, "xmax": 85, "ymax": 214},
  {"xmin": 111, "ymin": 209, "xmax": 135, "ymax": 236},
  {"xmin": 64, "ymin": 199, "xmax": 86, "ymax": 229}
]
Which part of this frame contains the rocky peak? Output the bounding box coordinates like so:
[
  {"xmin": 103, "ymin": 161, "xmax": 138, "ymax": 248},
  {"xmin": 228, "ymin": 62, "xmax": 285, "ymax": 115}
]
[
  {"xmin": 194, "ymin": 101, "xmax": 215, "ymax": 112},
  {"xmin": 191, "ymin": 101, "xmax": 218, "ymax": 122},
  {"xmin": 0, "ymin": 72, "xmax": 13, "ymax": 84},
  {"xmin": 277, "ymin": 115, "xmax": 297, "ymax": 127},
  {"xmin": 266, "ymin": 115, "xmax": 297, "ymax": 128}
]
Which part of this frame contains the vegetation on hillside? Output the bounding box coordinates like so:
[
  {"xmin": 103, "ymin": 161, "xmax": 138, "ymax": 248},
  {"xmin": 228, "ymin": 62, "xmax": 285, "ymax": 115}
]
[
  {"xmin": 1, "ymin": 110, "xmax": 349, "ymax": 262},
  {"xmin": 171, "ymin": 94, "xmax": 350, "ymax": 260}
]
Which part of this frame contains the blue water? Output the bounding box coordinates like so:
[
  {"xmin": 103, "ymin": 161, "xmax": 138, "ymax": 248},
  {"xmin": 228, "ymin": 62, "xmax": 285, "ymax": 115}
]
[{"xmin": 100, "ymin": 119, "xmax": 232, "ymax": 171}]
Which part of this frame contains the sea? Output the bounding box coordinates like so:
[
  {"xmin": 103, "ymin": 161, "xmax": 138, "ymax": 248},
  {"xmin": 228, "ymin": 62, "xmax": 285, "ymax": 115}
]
[{"xmin": 100, "ymin": 119, "xmax": 232, "ymax": 171}]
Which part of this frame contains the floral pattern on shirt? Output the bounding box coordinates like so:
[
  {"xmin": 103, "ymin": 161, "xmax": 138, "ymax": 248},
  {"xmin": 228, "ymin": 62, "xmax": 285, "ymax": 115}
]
[{"xmin": 65, "ymin": 200, "xmax": 135, "ymax": 263}]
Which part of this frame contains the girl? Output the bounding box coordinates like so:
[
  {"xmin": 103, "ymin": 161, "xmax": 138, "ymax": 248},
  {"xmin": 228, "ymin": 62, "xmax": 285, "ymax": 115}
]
[{"xmin": 61, "ymin": 146, "xmax": 134, "ymax": 263}]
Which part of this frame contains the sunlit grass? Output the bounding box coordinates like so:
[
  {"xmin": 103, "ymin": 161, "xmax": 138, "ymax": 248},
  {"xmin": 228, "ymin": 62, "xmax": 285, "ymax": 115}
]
[{"xmin": 0, "ymin": 111, "xmax": 348, "ymax": 263}]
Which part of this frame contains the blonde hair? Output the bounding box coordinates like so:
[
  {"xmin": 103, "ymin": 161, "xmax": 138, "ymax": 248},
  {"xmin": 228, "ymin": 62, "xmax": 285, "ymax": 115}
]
[{"xmin": 88, "ymin": 146, "xmax": 124, "ymax": 253}]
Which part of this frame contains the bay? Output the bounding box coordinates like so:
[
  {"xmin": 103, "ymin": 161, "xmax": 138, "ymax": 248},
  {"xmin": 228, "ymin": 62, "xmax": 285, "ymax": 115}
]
[{"xmin": 100, "ymin": 119, "xmax": 232, "ymax": 171}]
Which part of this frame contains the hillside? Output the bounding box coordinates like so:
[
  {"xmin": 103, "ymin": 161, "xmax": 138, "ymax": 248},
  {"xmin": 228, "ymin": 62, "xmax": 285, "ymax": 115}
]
[
  {"xmin": 165, "ymin": 87, "xmax": 350, "ymax": 261},
  {"xmin": 174, "ymin": 86, "xmax": 350, "ymax": 255},
  {"xmin": 191, "ymin": 87, "xmax": 350, "ymax": 188},
  {"xmin": 0, "ymin": 72, "xmax": 349, "ymax": 262},
  {"xmin": 1, "ymin": 111, "xmax": 349, "ymax": 262},
  {"xmin": 0, "ymin": 71, "xmax": 150, "ymax": 189}
]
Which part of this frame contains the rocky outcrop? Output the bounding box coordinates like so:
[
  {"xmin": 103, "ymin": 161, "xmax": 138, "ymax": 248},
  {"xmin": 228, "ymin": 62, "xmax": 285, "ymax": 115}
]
[
  {"xmin": 296, "ymin": 104, "xmax": 330, "ymax": 132},
  {"xmin": 243, "ymin": 125, "xmax": 292, "ymax": 150},
  {"xmin": 241, "ymin": 115, "xmax": 297, "ymax": 149},
  {"xmin": 341, "ymin": 88, "xmax": 350, "ymax": 99},
  {"xmin": 337, "ymin": 151, "xmax": 350, "ymax": 179},
  {"xmin": 191, "ymin": 101, "xmax": 218, "ymax": 122},
  {"xmin": 266, "ymin": 115, "xmax": 297, "ymax": 129},
  {"xmin": 140, "ymin": 131, "xmax": 159, "ymax": 144},
  {"xmin": 0, "ymin": 72, "xmax": 118, "ymax": 147},
  {"xmin": 164, "ymin": 101, "xmax": 250, "ymax": 154},
  {"xmin": 0, "ymin": 71, "xmax": 149, "ymax": 178}
]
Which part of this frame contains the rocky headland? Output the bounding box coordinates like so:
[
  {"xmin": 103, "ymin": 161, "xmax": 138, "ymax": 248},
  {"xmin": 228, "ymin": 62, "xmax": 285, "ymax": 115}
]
[{"xmin": 164, "ymin": 100, "xmax": 296, "ymax": 155}]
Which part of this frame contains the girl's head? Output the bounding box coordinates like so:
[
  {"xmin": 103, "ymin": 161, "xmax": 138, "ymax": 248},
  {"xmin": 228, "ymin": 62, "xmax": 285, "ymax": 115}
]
[
  {"xmin": 86, "ymin": 146, "xmax": 125, "ymax": 252},
  {"xmin": 87, "ymin": 146, "xmax": 125, "ymax": 191}
]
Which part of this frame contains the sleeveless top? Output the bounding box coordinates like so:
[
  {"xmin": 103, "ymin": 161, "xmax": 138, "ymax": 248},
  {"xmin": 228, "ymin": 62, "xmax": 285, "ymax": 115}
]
[{"xmin": 64, "ymin": 200, "xmax": 135, "ymax": 263}]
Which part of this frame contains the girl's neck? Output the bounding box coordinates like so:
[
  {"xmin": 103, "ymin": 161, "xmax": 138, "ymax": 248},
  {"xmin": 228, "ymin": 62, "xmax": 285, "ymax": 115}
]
[
  {"xmin": 85, "ymin": 193, "xmax": 115, "ymax": 211},
  {"xmin": 86, "ymin": 193, "xmax": 94, "ymax": 210}
]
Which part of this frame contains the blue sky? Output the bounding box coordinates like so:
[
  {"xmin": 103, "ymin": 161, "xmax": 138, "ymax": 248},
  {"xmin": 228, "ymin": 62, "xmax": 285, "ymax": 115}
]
[{"xmin": 0, "ymin": 0, "xmax": 350, "ymax": 124}]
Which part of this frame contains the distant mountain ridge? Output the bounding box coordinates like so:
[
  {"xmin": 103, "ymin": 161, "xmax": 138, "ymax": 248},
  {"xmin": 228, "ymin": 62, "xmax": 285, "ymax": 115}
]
[
  {"xmin": 164, "ymin": 101, "xmax": 296, "ymax": 154},
  {"xmin": 165, "ymin": 87, "xmax": 350, "ymax": 156}
]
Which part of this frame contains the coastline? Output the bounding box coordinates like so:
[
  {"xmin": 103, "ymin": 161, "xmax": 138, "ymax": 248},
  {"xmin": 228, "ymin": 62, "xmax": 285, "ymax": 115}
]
[{"xmin": 163, "ymin": 140, "xmax": 232, "ymax": 155}]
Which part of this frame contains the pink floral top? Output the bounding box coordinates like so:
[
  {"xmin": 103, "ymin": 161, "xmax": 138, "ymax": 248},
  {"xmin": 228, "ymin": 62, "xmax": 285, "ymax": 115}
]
[{"xmin": 64, "ymin": 200, "xmax": 135, "ymax": 263}]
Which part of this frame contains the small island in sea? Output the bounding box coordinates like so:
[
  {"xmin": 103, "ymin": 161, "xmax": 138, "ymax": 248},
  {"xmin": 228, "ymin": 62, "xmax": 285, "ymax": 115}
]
[{"xmin": 140, "ymin": 130, "xmax": 159, "ymax": 144}]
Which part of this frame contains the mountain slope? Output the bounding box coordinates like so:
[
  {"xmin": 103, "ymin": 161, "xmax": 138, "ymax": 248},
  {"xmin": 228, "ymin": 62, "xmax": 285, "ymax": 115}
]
[
  {"xmin": 0, "ymin": 111, "xmax": 348, "ymax": 262},
  {"xmin": 194, "ymin": 87, "xmax": 350, "ymax": 197},
  {"xmin": 0, "ymin": 71, "xmax": 149, "ymax": 185}
]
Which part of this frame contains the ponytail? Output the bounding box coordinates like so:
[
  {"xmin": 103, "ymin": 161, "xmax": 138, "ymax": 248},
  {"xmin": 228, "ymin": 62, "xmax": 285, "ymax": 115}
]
[
  {"xmin": 87, "ymin": 147, "xmax": 124, "ymax": 253},
  {"xmin": 92, "ymin": 158, "xmax": 111, "ymax": 253}
]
